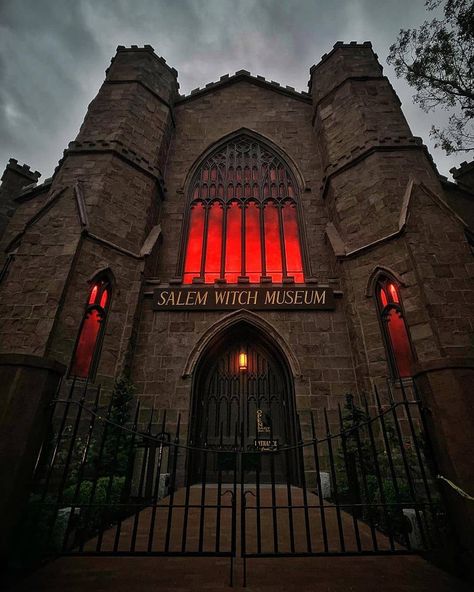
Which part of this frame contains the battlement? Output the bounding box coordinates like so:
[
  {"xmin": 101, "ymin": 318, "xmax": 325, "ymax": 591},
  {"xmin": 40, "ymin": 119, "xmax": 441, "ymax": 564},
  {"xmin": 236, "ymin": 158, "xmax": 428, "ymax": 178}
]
[
  {"xmin": 450, "ymin": 159, "xmax": 474, "ymax": 193},
  {"xmin": 176, "ymin": 69, "xmax": 310, "ymax": 104},
  {"xmin": 309, "ymin": 41, "xmax": 383, "ymax": 105},
  {"xmin": 2, "ymin": 158, "xmax": 41, "ymax": 183},
  {"xmin": 103, "ymin": 44, "xmax": 180, "ymax": 102},
  {"xmin": 110, "ymin": 44, "xmax": 179, "ymax": 79},
  {"xmin": 309, "ymin": 41, "xmax": 376, "ymax": 76}
]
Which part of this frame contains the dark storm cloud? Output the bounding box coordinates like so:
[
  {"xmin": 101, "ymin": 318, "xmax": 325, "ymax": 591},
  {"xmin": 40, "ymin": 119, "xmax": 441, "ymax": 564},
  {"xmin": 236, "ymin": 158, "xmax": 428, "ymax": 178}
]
[{"xmin": 0, "ymin": 0, "xmax": 464, "ymax": 179}]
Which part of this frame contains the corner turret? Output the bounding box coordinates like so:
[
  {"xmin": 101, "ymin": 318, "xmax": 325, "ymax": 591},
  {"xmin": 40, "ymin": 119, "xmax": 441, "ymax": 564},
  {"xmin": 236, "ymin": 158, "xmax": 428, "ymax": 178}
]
[{"xmin": 0, "ymin": 159, "xmax": 41, "ymax": 240}]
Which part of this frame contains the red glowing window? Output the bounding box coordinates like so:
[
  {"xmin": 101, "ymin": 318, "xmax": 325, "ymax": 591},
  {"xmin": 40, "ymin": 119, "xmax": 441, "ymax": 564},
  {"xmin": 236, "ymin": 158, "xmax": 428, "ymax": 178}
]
[
  {"xmin": 181, "ymin": 135, "xmax": 305, "ymax": 284},
  {"xmin": 183, "ymin": 201, "xmax": 205, "ymax": 284},
  {"xmin": 282, "ymin": 201, "xmax": 303, "ymax": 283},
  {"xmin": 245, "ymin": 202, "xmax": 262, "ymax": 283},
  {"xmin": 204, "ymin": 202, "xmax": 223, "ymax": 283},
  {"xmin": 264, "ymin": 201, "xmax": 283, "ymax": 283},
  {"xmin": 376, "ymin": 278, "xmax": 414, "ymax": 378},
  {"xmin": 225, "ymin": 202, "xmax": 242, "ymax": 284},
  {"xmin": 70, "ymin": 278, "xmax": 111, "ymax": 379}
]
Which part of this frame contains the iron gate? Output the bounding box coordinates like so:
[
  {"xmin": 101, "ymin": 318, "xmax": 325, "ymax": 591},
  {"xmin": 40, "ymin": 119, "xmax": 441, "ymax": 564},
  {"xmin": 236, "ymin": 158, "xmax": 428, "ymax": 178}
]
[{"xmin": 17, "ymin": 378, "xmax": 447, "ymax": 587}]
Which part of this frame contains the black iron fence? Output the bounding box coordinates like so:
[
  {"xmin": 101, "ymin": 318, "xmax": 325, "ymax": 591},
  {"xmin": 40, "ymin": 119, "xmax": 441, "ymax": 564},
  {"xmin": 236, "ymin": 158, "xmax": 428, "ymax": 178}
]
[{"xmin": 15, "ymin": 378, "xmax": 447, "ymax": 587}]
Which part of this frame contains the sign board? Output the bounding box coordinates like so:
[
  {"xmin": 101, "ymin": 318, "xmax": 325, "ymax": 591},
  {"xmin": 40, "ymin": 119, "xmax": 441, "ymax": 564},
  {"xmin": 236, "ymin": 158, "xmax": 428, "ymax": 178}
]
[{"xmin": 152, "ymin": 286, "xmax": 335, "ymax": 311}]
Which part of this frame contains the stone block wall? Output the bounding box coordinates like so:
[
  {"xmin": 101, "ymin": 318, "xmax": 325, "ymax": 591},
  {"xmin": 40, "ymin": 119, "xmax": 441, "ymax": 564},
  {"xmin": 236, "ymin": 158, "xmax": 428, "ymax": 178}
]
[
  {"xmin": 0, "ymin": 45, "xmax": 177, "ymax": 368},
  {"xmin": 312, "ymin": 42, "xmax": 443, "ymax": 254}
]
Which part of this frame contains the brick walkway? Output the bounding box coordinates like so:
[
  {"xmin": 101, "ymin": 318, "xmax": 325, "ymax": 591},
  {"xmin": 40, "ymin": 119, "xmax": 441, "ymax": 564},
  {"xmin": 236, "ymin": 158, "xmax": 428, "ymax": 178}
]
[{"xmin": 9, "ymin": 486, "xmax": 469, "ymax": 591}]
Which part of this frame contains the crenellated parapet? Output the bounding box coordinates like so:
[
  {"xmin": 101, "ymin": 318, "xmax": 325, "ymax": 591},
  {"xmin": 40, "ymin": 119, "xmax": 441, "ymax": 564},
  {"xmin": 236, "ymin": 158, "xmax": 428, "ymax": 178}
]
[
  {"xmin": 75, "ymin": 45, "xmax": 179, "ymax": 169},
  {"xmin": 0, "ymin": 159, "xmax": 41, "ymax": 241},
  {"xmin": 450, "ymin": 160, "xmax": 474, "ymax": 194}
]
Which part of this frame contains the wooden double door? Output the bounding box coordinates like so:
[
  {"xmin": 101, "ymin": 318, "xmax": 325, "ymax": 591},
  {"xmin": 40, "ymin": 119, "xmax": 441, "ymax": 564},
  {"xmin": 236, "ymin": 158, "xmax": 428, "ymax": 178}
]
[{"xmin": 189, "ymin": 329, "xmax": 299, "ymax": 483}]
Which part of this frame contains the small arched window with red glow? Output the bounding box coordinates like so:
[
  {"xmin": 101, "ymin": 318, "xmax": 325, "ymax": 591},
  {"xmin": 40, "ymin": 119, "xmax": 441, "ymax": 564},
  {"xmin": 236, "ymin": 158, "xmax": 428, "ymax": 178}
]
[
  {"xmin": 70, "ymin": 278, "xmax": 111, "ymax": 379},
  {"xmin": 376, "ymin": 278, "xmax": 415, "ymax": 379},
  {"xmin": 182, "ymin": 135, "xmax": 306, "ymax": 284}
]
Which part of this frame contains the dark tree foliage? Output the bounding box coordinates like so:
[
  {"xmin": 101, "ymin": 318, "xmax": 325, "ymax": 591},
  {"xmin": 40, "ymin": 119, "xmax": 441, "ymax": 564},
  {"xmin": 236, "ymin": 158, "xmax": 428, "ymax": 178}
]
[{"xmin": 388, "ymin": 0, "xmax": 474, "ymax": 154}]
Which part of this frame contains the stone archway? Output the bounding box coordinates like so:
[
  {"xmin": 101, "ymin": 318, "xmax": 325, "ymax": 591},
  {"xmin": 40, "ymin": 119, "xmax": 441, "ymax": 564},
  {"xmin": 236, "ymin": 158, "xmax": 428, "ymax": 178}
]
[{"xmin": 188, "ymin": 319, "xmax": 299, "ymax": 484}]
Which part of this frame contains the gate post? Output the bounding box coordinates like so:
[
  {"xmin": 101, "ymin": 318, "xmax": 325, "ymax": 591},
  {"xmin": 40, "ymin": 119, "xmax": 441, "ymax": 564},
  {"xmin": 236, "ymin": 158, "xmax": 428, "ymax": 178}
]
[
  {"xmin": 414, "ymin": 360, "xmax": 474, "ymax": 578},
  {"xmin": 0, "ymin": 354, "xmax": 65, "ymax": 565}
]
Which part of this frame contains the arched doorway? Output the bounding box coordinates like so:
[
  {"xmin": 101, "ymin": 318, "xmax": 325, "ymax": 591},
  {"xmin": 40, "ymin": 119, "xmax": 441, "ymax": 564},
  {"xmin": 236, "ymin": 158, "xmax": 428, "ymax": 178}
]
[{"xmin": 188, "ymin": 322, "xmax": 299, "ymax": 483}]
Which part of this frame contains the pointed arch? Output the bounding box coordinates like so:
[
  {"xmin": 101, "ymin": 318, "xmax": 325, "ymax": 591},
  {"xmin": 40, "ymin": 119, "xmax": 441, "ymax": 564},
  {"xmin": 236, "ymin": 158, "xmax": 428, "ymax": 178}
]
[
  {"xmin": 366, "ymin": 265, "xmax": 405, "ymax": 298},
  {"xmin": 187, "ymin": 308, "xmax": 301, "ymax": 483},
  {"xmin": 370, "ymin": 269, "xmax": 415, "ymax": 379},
  {"xmin": 183, "ymin": 128, "xmax": 306, "ymax": 195},
  {"xmin": 178, "ymin": 130, "xmax": 309, "ymax": 284},
  {"xmin": 183, "ymin": 309, "xmax": 301, "ymax": 378},
  {"xmin": 86, "ymin": 265, "xmax": 116, "ymax": 288},
  {"xmin": 69, "ymin": 269, "xmax": 113, "ymax": 379}
]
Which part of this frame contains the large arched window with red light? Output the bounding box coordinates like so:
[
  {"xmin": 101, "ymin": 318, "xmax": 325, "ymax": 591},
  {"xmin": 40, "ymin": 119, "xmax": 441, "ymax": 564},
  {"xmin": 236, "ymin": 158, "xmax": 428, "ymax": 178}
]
[
  {"xmin": 376, "ymin": 278, "xmax": 415, "ymax": 379},
  {"xmin": 182, "ymin": 135, "xmax": 305, "ymax": 284},
  {"xmin": 70, "ymin": 278, "xmax": 111, "ymax": 379}
]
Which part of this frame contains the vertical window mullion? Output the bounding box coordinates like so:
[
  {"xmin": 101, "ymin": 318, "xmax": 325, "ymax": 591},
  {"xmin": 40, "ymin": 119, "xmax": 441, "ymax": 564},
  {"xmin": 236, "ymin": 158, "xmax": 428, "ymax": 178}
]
[{"xmin": 220, "ymin": 204, "xmax": 228, "ymax": 280}]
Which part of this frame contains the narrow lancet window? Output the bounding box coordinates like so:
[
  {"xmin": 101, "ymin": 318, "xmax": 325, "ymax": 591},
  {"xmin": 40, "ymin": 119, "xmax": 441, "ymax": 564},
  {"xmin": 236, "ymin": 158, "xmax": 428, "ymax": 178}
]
[
  {"xmin": 376, "ymin": 278, "xmax": 414, "ymax": 378},
  {"xmin": 70, "ymin": 277, "xmax": 111, "ymax": 379}
]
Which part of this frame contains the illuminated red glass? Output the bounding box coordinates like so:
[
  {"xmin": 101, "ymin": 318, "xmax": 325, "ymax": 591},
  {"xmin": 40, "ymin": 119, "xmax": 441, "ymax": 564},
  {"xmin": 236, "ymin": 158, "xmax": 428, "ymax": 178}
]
[
  {"xmin": 264, "ymin": 201, "xmax": 282, "ymax": 282},
  {"xmin": 386, "ymin": 308, "xmax": 414, "ymax": 377},
  {"xmin": 182, "ymin": 137, "xmax": 307, "ymax": 285},
  {"xmin": 70, "ymin": 309, "xmax": 102, "ymax": 378},
  {"xmin": 89, "ymin": 284, "xmax": 98, "ymax": 304},
  {"xmin": 205, "ymin": 203, "xmax": 223, "ymax": 282},
  {"xmin": 388, "ymin": 283, "xmax": 399, "ymax": 303},
  {"xmin": 379, "ymin": 287, "xmax": 388, "ymax": 308},
  {"xmin": 183, "ymin": 202, "xmax": 205, "ymax": 284},
  {"xmin": 225, "ymin": 202, "xmax": 242, "ymax": 283},
  {"xmin": 282, "ymin": 202, "xmax": 303, "ymax": 282},
  {"xmin": 245, "ymin": 202, "xmax": 262, "ymax": 282},
  {"xmin": 100, "ymin": 288, "xmax": 108, "ymax": 309}
]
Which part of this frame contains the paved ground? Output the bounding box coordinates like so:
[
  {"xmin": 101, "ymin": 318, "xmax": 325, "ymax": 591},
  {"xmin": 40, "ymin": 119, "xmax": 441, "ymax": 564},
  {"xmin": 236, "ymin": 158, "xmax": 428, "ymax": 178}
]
[{"xmin": 7, "ymin": 485, "xmax": 469, "ymax": 591}]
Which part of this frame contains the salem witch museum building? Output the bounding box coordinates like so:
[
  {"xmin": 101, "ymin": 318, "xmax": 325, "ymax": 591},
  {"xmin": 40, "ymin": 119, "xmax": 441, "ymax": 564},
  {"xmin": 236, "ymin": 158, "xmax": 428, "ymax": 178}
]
[{"xmin": 1, "ymin": 42, "xmax": 473, "ymax": 579}]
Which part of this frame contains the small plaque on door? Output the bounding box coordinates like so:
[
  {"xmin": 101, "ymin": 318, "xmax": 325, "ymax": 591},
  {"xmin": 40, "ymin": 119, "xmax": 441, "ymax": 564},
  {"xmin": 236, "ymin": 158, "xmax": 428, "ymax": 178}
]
[{"xmin": 254, "ymin": 438, "xmax": 279, "ymax": 451}]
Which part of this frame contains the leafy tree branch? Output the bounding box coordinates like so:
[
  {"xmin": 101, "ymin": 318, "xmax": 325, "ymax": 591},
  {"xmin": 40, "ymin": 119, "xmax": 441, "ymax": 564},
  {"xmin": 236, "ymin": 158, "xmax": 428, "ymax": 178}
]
[{"xmin": 388, "ymin": 0, "xmax": 474, "ymax": 154}]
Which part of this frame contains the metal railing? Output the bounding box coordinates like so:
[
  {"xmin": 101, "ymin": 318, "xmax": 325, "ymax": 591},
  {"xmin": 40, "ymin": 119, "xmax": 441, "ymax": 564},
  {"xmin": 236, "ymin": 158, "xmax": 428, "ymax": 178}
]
[{"xmin": 17, "ymin": 378, "xmax": 446, "ymax": 587}]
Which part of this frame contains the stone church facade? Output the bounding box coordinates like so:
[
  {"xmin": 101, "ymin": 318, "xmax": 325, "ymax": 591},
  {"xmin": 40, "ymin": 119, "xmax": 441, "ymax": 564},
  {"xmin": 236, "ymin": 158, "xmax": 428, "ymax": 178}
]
[{"xmin": 0, "ymin": 42, "xmax": 473, "ymax": 571}]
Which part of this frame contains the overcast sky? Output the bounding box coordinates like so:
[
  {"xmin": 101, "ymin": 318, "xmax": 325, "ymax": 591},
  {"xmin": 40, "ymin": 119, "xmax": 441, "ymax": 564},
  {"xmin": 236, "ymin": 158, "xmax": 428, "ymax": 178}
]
[{"xmin": 0, "ymin": 0, "xmax": 467, "ymax": 180}]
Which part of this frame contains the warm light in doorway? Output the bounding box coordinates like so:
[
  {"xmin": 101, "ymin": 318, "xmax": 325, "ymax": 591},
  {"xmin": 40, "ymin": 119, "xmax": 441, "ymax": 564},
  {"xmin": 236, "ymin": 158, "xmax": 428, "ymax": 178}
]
[{"xmin": 239, "ymin": 352, "xmax": 248, "ymax": 371}]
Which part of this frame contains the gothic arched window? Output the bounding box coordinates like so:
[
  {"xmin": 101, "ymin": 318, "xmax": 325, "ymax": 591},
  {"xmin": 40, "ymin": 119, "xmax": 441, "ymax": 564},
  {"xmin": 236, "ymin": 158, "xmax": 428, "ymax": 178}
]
[
  {"xmin": 376, "ymin": 277, "xmax": 414, "ymax": 378},
  {"xmin": 182, "ymin": 135, "xmax": 305, "ymax": 284},
  {"xmin": 70, "ymin": 277, "xmax": 111, "ymax": 379}
]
